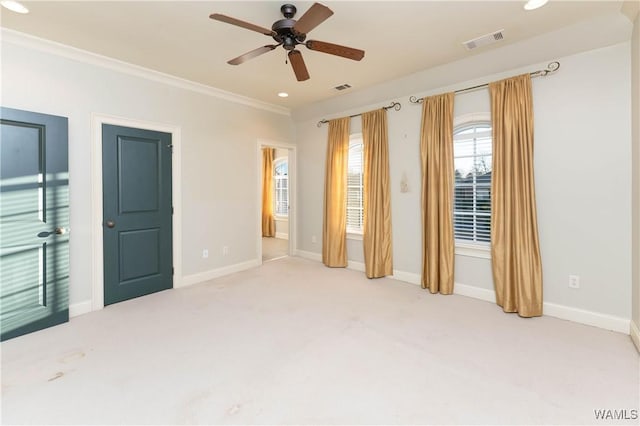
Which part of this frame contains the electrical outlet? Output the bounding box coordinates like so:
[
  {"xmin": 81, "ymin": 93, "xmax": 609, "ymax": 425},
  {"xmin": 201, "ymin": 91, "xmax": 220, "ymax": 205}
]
[
  {"xmin": 311, "ymin": 235, "xmax": 317, "ymax": 244},
  {"xmin": 222, "ymin": 246, "xmax": 229, "ymax": 256},
  {"xmin": 202, "ymin": 249, "xmax": 208, "ymax": 259},
  {"xmin": 569, "ymin": 275, "xmax": 580, "ymax": 289}
]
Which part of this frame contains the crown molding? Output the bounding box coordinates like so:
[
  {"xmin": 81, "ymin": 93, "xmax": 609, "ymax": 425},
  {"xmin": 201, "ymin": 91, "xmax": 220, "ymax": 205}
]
[
  {"xmin": 0, "ymin": 28, "xmax": 290, "ymax": 116},
  {"xmin": 621, "ymin": 0, "xmax": 639, "ymax": 22}
]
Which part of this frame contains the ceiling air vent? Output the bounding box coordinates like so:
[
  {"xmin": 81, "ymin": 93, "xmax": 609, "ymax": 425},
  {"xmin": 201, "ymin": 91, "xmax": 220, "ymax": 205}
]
[
  {"xmin": 463, "ymin": 29, "xmax": 505, "ymax": 51},
  {"xmin": 334, "ymin": 83, "xmax": 352, "ymax": 91}
]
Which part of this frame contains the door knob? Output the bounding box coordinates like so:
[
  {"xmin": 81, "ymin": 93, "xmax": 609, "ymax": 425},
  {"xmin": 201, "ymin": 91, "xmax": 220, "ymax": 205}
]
[
  {"xmin": 105, "ymin": 220, "xmax": 115, "ymax": 228},
  {"xmin": 37, "ymin": 227, "xmax": 68, "ymax": 238}
]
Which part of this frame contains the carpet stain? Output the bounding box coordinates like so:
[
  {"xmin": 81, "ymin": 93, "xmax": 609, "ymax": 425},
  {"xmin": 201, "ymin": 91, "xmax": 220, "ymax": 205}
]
[
  {"xmin": 227, "ymin": 404, "xmax": 241, "ymax": 415},
  {"xmin": 47, "ymin": 372, "xmax": 64, "ymax": 382}
]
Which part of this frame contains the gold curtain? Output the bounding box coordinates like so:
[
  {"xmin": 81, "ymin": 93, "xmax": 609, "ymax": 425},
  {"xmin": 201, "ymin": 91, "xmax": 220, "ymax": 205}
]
[
  {"xmin": 489, "ymin": 74, "xmax": 543, "ymax": 317},
  {"xmin": 261, "ymin": 147, "xmax": 275, "ymax": 237},
  {"xmin": 362, "ymin": 109, "xmax": 393, "ymax": 278},
  {"xmin": 322, "ymin": 117, "xmax": 350, "ymax": 267},
  {"xmin": 420, "ymin": 93, "xmax": 455, "ymax": 294}
]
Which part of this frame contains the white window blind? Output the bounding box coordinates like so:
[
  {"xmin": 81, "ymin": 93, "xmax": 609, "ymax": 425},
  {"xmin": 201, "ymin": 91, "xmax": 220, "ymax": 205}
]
[
  {"xmin": 347, "ymin": 135, "xmax": 364, "ymax": 233},
  {"xmin": 273, "ymin": 158, "xmax": 288, "ymax": 217},
  {"xmin": 453, "ymin": 122, "xmax": 492, "ymax": 243}
]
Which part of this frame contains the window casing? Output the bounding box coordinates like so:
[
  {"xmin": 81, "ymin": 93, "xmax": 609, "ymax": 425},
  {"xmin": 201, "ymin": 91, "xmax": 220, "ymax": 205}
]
[
  {"xmin": 453, "ymin": 121, "xmax": 492, "ymax": 246},
  {"xmin": 273, "ymin": 158, "xmax": 288, "ymax": 218},
  {"xmin": 347, "ymin": 135, "xmax": 364, "ymax": 234}
]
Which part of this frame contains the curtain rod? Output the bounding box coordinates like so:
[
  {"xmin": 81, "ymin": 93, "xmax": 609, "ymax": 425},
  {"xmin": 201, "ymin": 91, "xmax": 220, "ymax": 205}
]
[
  {"xmin": 317, "ymin": 101, "xmax": 402, "ymax": 127},
  {"xmin": 408, "ymin": 61, "xmax": 560, "ymax": 104}
]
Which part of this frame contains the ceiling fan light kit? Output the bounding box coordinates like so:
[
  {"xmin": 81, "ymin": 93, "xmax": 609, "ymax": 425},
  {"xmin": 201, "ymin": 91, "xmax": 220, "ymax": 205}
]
[{"xmin": 210, "ymin": 2, "xmax": 365, "ymax": 82}]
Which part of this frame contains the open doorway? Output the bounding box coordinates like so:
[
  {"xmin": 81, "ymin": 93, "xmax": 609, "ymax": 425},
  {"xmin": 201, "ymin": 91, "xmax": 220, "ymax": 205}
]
[{"xmin": 257, "ymin": 140, "xmax": 295, "ymax": 263}]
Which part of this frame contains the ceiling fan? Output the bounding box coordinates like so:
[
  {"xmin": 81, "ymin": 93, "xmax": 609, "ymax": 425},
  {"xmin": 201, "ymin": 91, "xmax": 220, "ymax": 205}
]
[{"xmin": 209, "ymin": 3, "xmax": 365, "ymax": 82}]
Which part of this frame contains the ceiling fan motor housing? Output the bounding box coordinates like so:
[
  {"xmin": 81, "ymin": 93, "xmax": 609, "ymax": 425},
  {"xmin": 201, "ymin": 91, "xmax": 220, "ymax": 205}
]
[{"xmin": 272, "ymin": 18, "xmax": 306, "ymax": 50}]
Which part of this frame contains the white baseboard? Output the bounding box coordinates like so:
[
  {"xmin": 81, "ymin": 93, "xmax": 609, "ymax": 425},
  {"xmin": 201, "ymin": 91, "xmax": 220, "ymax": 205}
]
[
  {"xmin": 390, "ymin": 275, "xmax": 498, "ymax": 305},
  {"xmin": 391, "ymin": 275, "xmax": 496, "ymax": 304},
  {"xmin": 453, "ymin": 281, "xmax": 629, "ymax": 333},
  {"xmin": 179, "ymin": 258, "xmax": 261, "ymax": 288},
  {"xmin": 69, "ymin": 254, "xmax": 633, "ymax": 335},
  {"xmin": 454, "ymin": 282, "xmax": 496, "ymax": 303},
  {"xmin": 69, "ymin": 300, "xmax": 92, "ymax": 318},
  {"xmin": 67, "ymin": 259, "xmax": 260, "ymax": 318},
  {"xmin": 453, "ymin": 282, "xmax": 630, "ymax": 334},
  {"xmin": 390, "ymin": 270, "xmax": 421, "ymax": 285},
  {"xmin": 293, "ymin": 250, "xmax": 366, "ymax": 273},
  {"xmin": 294, "ymin": 249, "xmax": 322, "ymax": 262},
  {"xmin": 543, "ymin": 301, "xmax": 630, "ymax": 334},
  {"xmin": 293, "ymin": 252, "xmax": 631, "ymax": 334},
  {"xmin": 631, "ymin": 321, "xmax": 640, "ymax": 353},
  {"xmin": 275, "ymin": 232, "xmax": 289, "ymax": 240},
  {"xmin": 347, "ymin": 260, "xmax": 365, "ymax": 272}
]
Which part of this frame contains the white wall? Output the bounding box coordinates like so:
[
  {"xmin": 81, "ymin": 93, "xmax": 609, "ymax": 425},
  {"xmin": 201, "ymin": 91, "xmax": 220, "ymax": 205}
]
[
  {"xmin": 1, "ymin": 34, "xmax": 293, "ymax": 307},
  {"xmin": 274, "ymin": 220, "xmax": 289, "ymax": 239},
  {"xmin": 631, "ymin": 12, "xmax": 640, "ymax": 348},
  {"xmin": 294, "ymin": 42, "xmax": 632, "ymax": 322}
]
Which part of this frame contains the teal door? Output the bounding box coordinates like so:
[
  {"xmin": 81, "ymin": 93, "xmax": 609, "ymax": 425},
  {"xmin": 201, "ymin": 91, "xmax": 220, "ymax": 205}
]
[
  {"xmin": 102, "ymin": 124, "xmax": 172, "ymax": 306},
  {"xmin": 0, "ymin": 107, "xmax": 69, "ymax": 341}
]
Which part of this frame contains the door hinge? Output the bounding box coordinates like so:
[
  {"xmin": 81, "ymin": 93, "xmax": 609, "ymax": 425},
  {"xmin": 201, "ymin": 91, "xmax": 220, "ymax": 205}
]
[{"xmin": 167, "ymin": 144, "xmax": 174, "ymax": 153}]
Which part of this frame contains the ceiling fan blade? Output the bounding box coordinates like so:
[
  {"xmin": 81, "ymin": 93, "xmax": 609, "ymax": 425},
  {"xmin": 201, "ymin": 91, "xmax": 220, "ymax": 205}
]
[
  {"xmin": 209, "ymin": 13, "xmax": 275, "ymax": 36},
  {"xmin": 293, "ymin": 3, "xmax": 333, "ymax": 35},
  {"xmin": 288, "ymin": 50, "xmax": 310, "ymax": 81},
  {"xmin": 227, "ymin": 45, "xmax": 279, "ymax": 65},
  {"xmin": 305, "ymin": 40, "xmax": 365, "ymax": 61}
]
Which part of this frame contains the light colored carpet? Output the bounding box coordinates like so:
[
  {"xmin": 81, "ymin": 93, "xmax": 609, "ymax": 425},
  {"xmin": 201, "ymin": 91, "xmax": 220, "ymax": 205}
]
[
  {"xmin": 1, "ymin": 257, "xmax": 638, "ymax": 425},
  {"xmin": 262, "ymin": 237, "xmax": 288, "ymax": 261}
]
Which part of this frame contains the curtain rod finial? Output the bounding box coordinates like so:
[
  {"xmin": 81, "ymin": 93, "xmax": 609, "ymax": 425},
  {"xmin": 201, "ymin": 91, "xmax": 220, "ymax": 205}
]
[{"xmin": 548, "ymin": 61, "xmax": 560, "ymax": 73}]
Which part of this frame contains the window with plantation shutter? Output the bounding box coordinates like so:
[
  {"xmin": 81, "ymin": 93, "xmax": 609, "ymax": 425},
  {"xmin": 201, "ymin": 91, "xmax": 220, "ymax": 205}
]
[
  {"xmin": 454, "ymin": 122, "xmax": 492, "ymax": 244},
  {"xmin": 273, "ymin": 158, "xmax": 288, "ymax": 217},
  {"xmin": 347, "ymin": 135, "xmax": 364, "ymax": 234}
]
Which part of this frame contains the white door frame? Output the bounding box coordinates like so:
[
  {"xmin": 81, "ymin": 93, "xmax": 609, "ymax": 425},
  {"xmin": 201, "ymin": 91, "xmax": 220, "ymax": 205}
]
[
  {"xmin": 257, "ymin": 139, "xmax": 296, "ymax": 262},
  {"xmin": 91, "ymin": 113, "xmax": 182, "ymax": 311}
]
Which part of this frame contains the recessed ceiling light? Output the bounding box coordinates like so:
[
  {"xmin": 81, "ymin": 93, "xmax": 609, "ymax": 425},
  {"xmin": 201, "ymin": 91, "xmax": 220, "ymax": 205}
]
[
  {"xmin": 1, "ymin": 0, "xmax": 29, "ymax": 14},
  {"xmin": 524, "ymin": 0, "xmax": 549, "ymax": 11},
  {"xmin": 277, "ymin": 92, "xmax": 289, "ymax": 98}
]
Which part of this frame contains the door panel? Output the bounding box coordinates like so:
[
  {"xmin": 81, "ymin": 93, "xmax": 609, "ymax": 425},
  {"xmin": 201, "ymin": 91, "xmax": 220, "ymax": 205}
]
[
  {"xmin": 119, "ymin": 137, "xmax": 159, "ymax": 213},
  {"xmin": 119, "ymin": 228, "xmax": 160, "ymax": 282},
  {"xmin": 102, "ymin": 125, "xmax": 172, "ymax": 306},
  {"xmin": 0, "ymin": 107, "xmax": 69, "ymax": 341}
]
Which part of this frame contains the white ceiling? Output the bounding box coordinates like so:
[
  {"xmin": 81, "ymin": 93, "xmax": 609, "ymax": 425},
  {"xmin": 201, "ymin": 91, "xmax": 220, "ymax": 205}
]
[{"xmin": 0, "ymin": 1, "xmax": 631, "ymax": 109}]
